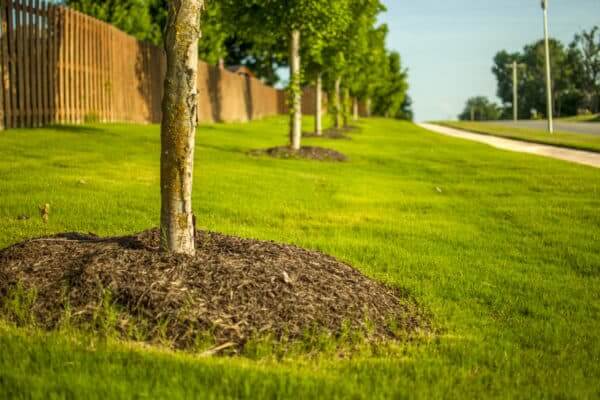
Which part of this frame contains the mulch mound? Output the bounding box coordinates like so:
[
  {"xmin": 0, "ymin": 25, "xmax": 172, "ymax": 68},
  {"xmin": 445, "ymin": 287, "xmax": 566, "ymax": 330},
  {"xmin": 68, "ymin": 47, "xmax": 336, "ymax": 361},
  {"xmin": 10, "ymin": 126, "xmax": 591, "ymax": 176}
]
[
  {"xmin": 303, "ymin": 131, "xmax": 351, "ymax": 140},
  {"xmin": 0, "ymin": 229, "xmax": 427, "ymax": 350},
  {"xmin": 249, "ymin": 146, "xmax": 347, "ymax": 162}
]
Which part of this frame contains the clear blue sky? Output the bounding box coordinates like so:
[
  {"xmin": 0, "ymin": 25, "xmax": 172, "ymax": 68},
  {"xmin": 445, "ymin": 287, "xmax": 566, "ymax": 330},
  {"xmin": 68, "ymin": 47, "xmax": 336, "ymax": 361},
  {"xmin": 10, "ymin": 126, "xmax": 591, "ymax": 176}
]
[{"xmin": 379, "ymin": 0, "xmax": 600, "ymax": 121}]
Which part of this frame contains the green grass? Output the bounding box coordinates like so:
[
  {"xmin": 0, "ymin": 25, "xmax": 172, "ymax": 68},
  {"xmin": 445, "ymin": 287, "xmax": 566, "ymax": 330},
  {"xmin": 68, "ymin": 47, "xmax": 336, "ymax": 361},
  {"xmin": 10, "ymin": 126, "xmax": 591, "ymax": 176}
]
[
  {"xmin": 1, "ymin": 116, "xmax": 599, "ymax": 399},
  {"xmin": 559, "ymin": 114, "xmax": 600, "ymax": 123},
  {"xmin": 440, "ymin": 120, "xmax": 600, "ymax": 153}
]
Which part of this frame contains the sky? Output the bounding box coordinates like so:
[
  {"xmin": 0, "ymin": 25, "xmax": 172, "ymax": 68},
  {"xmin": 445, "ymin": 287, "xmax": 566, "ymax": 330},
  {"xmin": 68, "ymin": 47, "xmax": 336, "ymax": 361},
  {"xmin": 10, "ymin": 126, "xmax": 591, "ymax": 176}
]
[{"xmin": 379, "ymin": 0, "xmax": 600, "ymax": 122}]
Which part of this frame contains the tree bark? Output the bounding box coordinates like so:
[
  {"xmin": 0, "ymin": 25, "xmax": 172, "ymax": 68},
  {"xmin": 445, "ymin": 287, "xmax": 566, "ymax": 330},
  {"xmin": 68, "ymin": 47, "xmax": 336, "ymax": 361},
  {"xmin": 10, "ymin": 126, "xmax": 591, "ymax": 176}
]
[
  {"xmin": 334, "ymin": 77, "xmax": 341, "ymax": 129},
  {"xmin": 352, "ymin": 97, "xmax": 359, "ymax": 121},
  {"xmin": 366, "ymin": 98, "xmax": 371, "ymax": 117},
  {"xmin": 342, "ymin": 88, "xmax": 349, "ymax": 128},
  {"xmin": 315, "ymin": 73, "xmax": 322, "ymax": 136},
  {"xmin": 289, "ymin": 30, "xmax": 301, "ymax": 150},
  {"xmin": 160, "ymin": 0, "xmax": 202, "ymax": 256}
]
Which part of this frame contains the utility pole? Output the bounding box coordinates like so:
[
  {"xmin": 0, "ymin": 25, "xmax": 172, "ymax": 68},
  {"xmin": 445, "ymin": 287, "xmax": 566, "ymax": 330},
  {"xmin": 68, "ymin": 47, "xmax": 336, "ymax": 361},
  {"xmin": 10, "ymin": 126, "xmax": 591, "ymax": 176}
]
[
  {"xmin": 505, "ymin": 61, "xmax": 526, "ymax": 121},
  {"xmin": 541, "ymin": 0, "xmax": 554, "ymax": 133}
]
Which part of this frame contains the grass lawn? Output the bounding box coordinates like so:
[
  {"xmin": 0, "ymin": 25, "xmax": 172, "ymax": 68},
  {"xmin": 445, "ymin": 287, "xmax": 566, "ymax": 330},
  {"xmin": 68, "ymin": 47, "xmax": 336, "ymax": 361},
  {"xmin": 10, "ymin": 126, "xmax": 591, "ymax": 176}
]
[
  {"xmin": 560, "ymin": 114, "xmax": 600, "ymax": 123},
  {"xmin": 1, "ymin": 116, "xmax": 599, "ymax": 399},
  {"xmin": 439, "ymin": 120, "xmax": 600, "ymax": 153}
]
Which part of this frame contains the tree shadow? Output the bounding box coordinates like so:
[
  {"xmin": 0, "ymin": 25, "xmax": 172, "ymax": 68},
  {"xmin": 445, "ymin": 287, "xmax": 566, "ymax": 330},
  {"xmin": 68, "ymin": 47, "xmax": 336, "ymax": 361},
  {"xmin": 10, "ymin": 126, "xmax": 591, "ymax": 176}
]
[
  {"xmin": 243, "ymin": 75, "xmax": 254, "ymax": 121},
  {"xmin": 46, "ymin": 124, "xmax": 107, "ymax": 134},
  {"xmin": 135, "ymin": 41, "xmax": 164, "ymax": 124},
  {"xmin": 207, "ymin": 65, "xmax": 223, "ymax": 122}
]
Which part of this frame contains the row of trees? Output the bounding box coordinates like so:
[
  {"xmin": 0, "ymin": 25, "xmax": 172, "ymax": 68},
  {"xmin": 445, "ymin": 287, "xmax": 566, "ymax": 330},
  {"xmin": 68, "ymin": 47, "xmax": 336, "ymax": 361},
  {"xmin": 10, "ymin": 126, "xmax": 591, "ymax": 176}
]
[
  {"xmin": 460, "ymin": 26, "xmax": 600, "ymax": 121},
  {"xmin": 65, "ymin": 0, "xmax": 413, "ymax": 255},
  {"xmin": 67, "ymin": 0, "xmax": 413, "ymax": 137}
]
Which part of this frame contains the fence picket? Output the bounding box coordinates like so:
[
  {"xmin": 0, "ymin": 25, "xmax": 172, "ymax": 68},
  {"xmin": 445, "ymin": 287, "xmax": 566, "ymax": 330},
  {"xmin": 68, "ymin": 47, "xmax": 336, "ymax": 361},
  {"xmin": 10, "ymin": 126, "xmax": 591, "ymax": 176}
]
[{"xmin": 0, "ymin": 0, "xmax": 289, "ymax": 130}]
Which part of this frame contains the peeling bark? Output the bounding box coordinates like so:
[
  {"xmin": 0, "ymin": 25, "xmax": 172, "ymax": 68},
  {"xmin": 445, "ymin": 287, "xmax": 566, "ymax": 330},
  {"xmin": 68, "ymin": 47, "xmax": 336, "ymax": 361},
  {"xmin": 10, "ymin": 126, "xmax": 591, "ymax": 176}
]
[
  {"xmin": 160, "ymin": 0, "xmax": 203, "ymax": 255},
  {"xmin": 289, "ymin": 30, "xmax": 302, "ymax": 150},
  {"xmin": 315, "ymin": 73, "xmax": 322, "ymax": 136}
]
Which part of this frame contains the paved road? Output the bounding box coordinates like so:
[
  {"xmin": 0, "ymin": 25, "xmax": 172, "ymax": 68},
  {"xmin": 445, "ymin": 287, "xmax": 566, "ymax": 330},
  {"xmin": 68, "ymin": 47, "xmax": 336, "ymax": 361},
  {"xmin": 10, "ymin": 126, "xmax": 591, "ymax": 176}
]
[
  {"xmin": 484, "ymin": 120, "xmax": 600, "ymax": 136},
  {"xmin": 418, "ymin": 123, "xmax": 600, "ymax": 169}
]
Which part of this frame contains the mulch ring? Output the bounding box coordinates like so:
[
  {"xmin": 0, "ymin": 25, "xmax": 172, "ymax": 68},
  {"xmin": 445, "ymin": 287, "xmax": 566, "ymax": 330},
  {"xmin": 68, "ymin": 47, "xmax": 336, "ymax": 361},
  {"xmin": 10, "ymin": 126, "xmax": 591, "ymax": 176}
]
[
  {"xmin": 0, "ymin": 229, "xmax": 429, "ymax": 352},
  {"xmin": 249, "ymin": 146, "xmax": 347, "ymax": 162},
  {"xmin": 303, "ymin": 130, "xmax": 351, "ymax": 140}
]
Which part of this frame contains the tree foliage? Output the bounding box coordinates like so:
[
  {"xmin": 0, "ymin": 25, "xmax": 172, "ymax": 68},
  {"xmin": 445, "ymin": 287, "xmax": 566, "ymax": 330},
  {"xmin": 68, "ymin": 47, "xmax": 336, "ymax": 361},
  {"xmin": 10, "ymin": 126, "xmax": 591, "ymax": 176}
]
[
  {"xmin": 571, "ymin": 26, "xmax": 600, "ymax": 112},
  {"xmin": 492, "ymin": 27, "xmax": 600, "ymax": 118},
  {"xmin": 458, "ymin": 97, "xmax": 502, "ymax": 121},
  {"xmin": 66, "ymin": 0, "xmax": 163, "ymax": 44},
  {"xmin": 372, "ymin": 52, "xmax": 409, "ymax": 118},
  {"xmin": 67, "ymin": 0, "xmax": 413, "ymax": 120}
]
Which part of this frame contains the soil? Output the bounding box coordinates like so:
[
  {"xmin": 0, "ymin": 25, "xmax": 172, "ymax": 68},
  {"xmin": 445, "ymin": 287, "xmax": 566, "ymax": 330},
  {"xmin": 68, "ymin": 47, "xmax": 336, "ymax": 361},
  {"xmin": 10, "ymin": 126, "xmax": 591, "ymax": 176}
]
[
  {"xmin": 249, "ymin": 146, "xmax": 347, "ymax": 162},
  {"xmin": 0, "ymin": 230, "xmax": 428, "ymax": 351}
]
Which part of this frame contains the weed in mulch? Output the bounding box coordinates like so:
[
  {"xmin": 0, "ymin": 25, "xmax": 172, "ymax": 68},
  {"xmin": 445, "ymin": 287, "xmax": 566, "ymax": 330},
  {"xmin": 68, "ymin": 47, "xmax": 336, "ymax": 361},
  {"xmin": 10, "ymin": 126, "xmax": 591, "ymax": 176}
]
[
  {"xmin": 249, "ymin": 146, "xmax": 347, "ymax": 162},
  {"xmin": 0, "ymin": 229, "xmax": 429, "ymax": 353}
]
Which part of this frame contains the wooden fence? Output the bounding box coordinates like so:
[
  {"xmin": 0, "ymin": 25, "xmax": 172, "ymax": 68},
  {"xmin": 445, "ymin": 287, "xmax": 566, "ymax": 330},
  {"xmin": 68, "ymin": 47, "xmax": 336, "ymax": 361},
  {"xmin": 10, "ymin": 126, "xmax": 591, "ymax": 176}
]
[{"xmin": 0, "ymin": 0, "xmax": 290, "ymax": 130}]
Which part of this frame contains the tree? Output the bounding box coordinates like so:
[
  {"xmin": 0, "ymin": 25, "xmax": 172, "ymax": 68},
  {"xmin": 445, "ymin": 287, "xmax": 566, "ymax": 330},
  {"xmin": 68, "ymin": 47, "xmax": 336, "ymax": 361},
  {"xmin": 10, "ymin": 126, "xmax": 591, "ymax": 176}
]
[
  {"xmin": 492, "ymin": 38, "xmax": 587, "ymax": 118},
  {"xmin": 160, "ymin": 0, "xmax": 202, "ymax": 255},
  {"xmin": 396, "ymin": 96, "xmax": 414, "ymax": 121},
  {"xmin": 571, "ymin": 26, "xmax": 600, "ymax": 113},
  {"xmin": 221, "ymin": 0, "xmax": 351, "ymax": 150},
  {"xmin": 342, "ymin": 0, "xmax": 385, "ymax": 122},
  {"xmin": 372, "ymin": 52, "xmax": 408, "ymax": 118},
  {"xmin": 458, "ymin": 97, "xmax": 501, "ymax": 121}
]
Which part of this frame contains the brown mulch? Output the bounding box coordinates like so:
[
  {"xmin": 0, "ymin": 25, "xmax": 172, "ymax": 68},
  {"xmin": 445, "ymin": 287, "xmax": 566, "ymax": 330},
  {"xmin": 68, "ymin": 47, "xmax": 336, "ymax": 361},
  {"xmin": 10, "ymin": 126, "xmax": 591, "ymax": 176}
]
[
  {"xmin": 0, "ymin": 229, "xmax": 428, "ymax": 350},
  {"xmin": 303, "ymin": 131, "xmax": 351, "ymax": 140},
  {"xmin": 249, "ymin": 146, "xmax": 347, "ymax": 162}
]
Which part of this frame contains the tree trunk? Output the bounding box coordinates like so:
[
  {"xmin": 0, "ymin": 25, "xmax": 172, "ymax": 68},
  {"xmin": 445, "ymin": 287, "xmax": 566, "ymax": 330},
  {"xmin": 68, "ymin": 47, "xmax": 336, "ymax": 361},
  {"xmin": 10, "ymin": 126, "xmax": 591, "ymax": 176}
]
[
  {"xmin": 366, "ymin": 98, "xmax": 371, "ymax": 117},
  {"xmin": 342, "ymin": 88, "xmax": 349, "ymax": 128},
  {"xmin": 334, "ymin": 77, "xmax": 341, "ymax": 129},
  {"xmin": 160, "ymin": 0, "xmax": 202, "ymax": 256},
  {"xmin": 288, "ymin": 30, "xmax": 301, "ymax": 150},
  {"xmin": 315, "ymin": 73, "xmax": 322, "ymax": 136},
  {"xmin": 352, "ymin": 98, "xmax": 359, "ymax": 121}
]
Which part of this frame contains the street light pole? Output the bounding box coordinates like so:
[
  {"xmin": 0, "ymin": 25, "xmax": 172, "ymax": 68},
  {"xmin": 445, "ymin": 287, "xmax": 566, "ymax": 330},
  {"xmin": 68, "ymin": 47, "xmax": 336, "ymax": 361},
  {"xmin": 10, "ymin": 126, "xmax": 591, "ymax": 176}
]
[
  {"xmin": 541, "ymin": 0, "xmax": 554, "ymax": 133},
  {"xmin": 512, "ymin": 61, "xmax": 518, "ymax": 121}
]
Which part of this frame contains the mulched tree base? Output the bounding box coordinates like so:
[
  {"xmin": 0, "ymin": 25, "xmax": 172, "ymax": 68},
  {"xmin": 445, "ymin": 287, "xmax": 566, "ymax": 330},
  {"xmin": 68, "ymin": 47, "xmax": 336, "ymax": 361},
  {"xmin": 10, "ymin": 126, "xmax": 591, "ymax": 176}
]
[
  {"xmin": 249, "ymin": 146, "xmax": 347, "ymax": 162},
  {"xmin": 0, "ymin": 229, "xmax": 428, "ymax": 351},
  {"xmin": 325, "ymin": 125, "xmax": 362, "ymax": 135},
  {"xmin": 303, "ymin": 131, "xmax": 351, "ymax": 140}
]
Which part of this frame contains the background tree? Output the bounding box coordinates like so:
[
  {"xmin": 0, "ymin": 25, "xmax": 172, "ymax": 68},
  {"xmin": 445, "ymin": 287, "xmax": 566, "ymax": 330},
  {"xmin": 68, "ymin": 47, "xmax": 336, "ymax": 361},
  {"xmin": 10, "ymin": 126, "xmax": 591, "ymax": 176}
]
[
  {"xmin": 341, "ymin": 0, "xmax": 385, "ymax": 122},
  {"xmin": 396, "ymin": 96, "xmax": 414, "ymax": 121},
  {"xmin": 372, "ymin": 52, "xmax": 408, "ymax": 118},
  {"xmin": 221, "ymin": 0, "xmax": 351, "ymax": 151},
  {"xmin": 492, "ymin": 36, "xmax": 589, "ymax": 118},
  {"xmin": 571, "ymin": 26, "xmax": 600, "ymax": 113},
  {"xmin": 458, "ymin": 96, "xmax": 502, "ymax": 121},
  {"xmin": 160, "ymin": 0, "xmax": 202, "ymax": 255}
]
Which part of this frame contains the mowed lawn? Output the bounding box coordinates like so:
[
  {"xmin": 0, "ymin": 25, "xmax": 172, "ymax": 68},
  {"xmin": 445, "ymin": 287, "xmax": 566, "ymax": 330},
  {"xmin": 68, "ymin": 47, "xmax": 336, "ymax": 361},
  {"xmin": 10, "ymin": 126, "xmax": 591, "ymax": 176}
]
[
  {"xmin": 0, "ymin": 116, "xmax": 599, "ymax": 399},
  {"xmin": 440, "ymin": 120, "xmax": 600, "ymax": 153}
]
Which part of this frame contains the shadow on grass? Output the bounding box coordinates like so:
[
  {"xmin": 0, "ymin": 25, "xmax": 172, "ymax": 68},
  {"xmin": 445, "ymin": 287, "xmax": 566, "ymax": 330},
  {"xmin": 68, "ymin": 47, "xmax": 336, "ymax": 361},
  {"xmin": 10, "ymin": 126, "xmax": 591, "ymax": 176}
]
[
  {"xmin": 197, "ymin": 143, "xmax": 247, "ymax": 154},
  {"xmin": 47, "ymin": 125, "xmax": 108, "ymax": 135}
]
